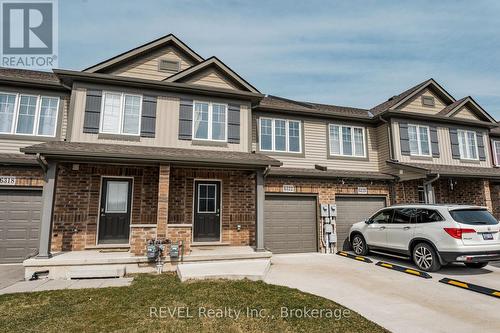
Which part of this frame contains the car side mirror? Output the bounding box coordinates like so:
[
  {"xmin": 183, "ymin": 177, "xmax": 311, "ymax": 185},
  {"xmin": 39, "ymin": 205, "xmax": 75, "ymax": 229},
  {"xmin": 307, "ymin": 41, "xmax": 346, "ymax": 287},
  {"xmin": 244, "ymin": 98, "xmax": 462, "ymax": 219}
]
[{"xmin": 364, "ymin": 219, "xmax": 373, "ymax": 224}]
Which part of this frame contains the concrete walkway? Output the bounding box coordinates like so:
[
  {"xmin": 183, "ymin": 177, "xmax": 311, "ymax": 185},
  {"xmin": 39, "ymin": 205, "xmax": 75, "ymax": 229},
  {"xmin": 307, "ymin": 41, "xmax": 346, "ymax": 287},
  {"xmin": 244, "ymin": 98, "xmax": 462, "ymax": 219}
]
[
  {"xmin": 0, "ymin": 264, "xmax": 24, "ymax": 290},
  {"xmin": 265, "ymin": 253, "xmax": 500, "ymax": 333},
  {"xmin": 0, "ymin": 277, "xmax": 133, "ymax": 295}
]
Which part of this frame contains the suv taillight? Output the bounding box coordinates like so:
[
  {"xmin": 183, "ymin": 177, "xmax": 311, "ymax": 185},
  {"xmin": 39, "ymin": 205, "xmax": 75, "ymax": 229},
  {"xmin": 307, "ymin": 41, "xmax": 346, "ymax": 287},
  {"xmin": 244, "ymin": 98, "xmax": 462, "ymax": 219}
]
[{"xmin": 444, "ymin": 228, "xmax": 476, "ymax": 239}]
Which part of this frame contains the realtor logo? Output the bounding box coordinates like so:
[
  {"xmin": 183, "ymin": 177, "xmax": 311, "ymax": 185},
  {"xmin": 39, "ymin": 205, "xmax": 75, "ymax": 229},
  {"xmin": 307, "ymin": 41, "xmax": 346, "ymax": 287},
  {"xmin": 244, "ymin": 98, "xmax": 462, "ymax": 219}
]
[{"xmin": 1, "ymin": 0, "xmax": 58, "ymax": 68}]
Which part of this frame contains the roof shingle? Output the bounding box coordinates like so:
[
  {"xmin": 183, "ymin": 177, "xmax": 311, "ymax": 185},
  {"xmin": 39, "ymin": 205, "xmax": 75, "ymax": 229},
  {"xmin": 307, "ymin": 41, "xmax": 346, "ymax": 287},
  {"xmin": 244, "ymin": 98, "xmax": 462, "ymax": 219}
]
[
  {"xmin": 388, "ymin": 161, "xmax": 500, "ymax": 179},
  {"xmin": 0, "ymin": 67, "xmax": 59, "ymax": 83}
]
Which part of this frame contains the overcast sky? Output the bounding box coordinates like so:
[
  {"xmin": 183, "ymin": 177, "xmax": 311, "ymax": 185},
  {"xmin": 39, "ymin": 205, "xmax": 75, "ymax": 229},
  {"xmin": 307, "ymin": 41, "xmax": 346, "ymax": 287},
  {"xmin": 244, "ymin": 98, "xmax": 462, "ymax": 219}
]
[{"xmin": 59, "ymin": 0, "xmax": 500, "ymax": 120}]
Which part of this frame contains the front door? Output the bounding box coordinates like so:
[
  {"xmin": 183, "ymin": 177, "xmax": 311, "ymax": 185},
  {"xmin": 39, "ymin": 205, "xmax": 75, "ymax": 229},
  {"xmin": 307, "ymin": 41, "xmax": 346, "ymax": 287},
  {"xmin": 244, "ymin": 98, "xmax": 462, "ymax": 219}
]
[
  {"xmin": 193, "ymin": 181, "xmax": 221, "ymax": 242},
  {"xmin": 98, "ymin": 178, "xmax": 132, "ymax": 244}
]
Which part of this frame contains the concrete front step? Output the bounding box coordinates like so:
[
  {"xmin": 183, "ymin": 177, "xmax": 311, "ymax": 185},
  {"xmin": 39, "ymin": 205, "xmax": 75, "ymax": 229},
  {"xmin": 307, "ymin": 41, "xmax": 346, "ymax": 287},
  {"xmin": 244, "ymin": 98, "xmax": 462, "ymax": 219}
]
[
  {"xmin": 67, "ymin": 266, "xmax": 125, "ymax": 279},
  {"xmin": 176, "ymin": 259, "xmax": 271, "ymax": 282}
]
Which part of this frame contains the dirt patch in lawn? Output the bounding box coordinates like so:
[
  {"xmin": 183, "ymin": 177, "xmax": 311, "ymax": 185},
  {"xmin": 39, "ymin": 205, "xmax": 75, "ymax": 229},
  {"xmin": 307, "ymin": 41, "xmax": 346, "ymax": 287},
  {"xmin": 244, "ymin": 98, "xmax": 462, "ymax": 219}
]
[{"xmin": 0, "ymin": 274, "xmax": 388, "ymax": 332}]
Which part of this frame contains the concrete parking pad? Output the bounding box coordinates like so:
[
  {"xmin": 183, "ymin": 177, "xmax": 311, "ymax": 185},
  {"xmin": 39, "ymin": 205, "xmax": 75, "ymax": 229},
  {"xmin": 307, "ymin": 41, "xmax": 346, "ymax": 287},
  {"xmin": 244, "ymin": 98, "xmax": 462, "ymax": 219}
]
[
  {"xmin": 0, "ymin": 265, "xmax": 24, "ymax": 290},
  {"xmin": 265, "ymin": 253, "xmax": 500, "ymax": 333},
  {"xmin": 0, "ymin": 277, "xmax": 134, "ymax": 295}
]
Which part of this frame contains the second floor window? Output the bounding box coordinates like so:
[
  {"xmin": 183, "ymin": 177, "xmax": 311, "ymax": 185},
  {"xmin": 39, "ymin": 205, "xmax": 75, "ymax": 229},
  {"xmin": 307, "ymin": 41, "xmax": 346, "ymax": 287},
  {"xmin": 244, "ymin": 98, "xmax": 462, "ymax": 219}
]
[
  {"xmin": 457, "ymin": 129, "xmax": 478, "ymax": 160},
  {"xmin": 259, "ymin": 118, "xmax": 301, "ymax": 153},
  {"xmin": 329, "ymin": 124, "xmax": 365, "ymax": 157},
  {"xmin": 0, "ymin": 92, "xmax": 59, "ymax": 137},
  {"xmin": 408, "ymin": 124, "xmax": 431, "ymax": 156},
  {"xmin": 100, "ymin": 92, "xmax": 142, "ymax": 135},
  {"xmin": 193, "ymin": 101, "xmax": 227, "ymax": 141},
  {"xmin": 494, "ymin": 141, "xmax": 500, "ymax": 166}
]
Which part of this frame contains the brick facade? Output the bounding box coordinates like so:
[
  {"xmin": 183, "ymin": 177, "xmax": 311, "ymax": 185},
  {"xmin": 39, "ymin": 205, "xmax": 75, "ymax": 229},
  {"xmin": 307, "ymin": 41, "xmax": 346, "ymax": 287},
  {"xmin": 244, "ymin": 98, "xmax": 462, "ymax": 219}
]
[
  {"xmin": 491, "ymin": 182, "xmax": 500, "ymax": 219},
  {"xmin": 51, "ymin": 163, "xmax": 159, "ymax": 252},
  {"xmin": 0, "ymin": 165, "xmax": 44, "ymax": 187},
  {"xmin": 167, "ymin": 167, "xmax": 256, "ymax": 248},
  {"xmin": 130, "ymin": 226, "xmax": 157, "ymax": 255}
]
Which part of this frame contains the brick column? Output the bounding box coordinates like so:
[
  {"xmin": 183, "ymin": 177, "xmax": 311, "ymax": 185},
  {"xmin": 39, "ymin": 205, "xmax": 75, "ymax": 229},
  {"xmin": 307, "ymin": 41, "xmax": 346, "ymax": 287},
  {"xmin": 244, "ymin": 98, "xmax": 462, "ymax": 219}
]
[
  {"xmin": 483, "ymin": 180, "xmax": 493, "ymax": 212},
  {"xmin": 156, "ymin": 164, "xmax": 170, "ymax": 239}
]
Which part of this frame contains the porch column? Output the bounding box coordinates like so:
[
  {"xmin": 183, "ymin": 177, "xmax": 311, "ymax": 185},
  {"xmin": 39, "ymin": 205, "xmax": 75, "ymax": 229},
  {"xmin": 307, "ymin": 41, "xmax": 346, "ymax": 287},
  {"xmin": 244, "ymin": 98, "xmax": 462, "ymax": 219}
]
[
  {"xmin": 156, "ymin": 164, "xmax": 171, "ymax": 239},
  {"xmin": 255, "ymin": 170, "xmax": 265, "ymax": 251},
  {"xmin": 37, "ymin": 162, "xmax": 57, "ymax": 258}
]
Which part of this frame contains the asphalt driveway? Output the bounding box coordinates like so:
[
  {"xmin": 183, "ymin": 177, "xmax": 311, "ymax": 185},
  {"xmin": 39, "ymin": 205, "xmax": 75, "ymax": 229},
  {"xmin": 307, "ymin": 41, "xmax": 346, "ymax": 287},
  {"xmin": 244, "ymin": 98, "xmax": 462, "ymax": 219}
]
[
  {"xmin": 265, "ymin": 253, "xmax": 500, "ymax": 333},
  {"xmin": 0, "ymin": 265, "xmax": 24, "ymax": 290}
]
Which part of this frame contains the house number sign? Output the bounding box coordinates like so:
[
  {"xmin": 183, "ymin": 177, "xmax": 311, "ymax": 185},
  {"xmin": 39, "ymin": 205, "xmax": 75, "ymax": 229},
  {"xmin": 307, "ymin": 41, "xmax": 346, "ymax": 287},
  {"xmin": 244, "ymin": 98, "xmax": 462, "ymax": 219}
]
[{"xmin": 0, "ymin": 176, "xmax": 17, "ymax": 185}]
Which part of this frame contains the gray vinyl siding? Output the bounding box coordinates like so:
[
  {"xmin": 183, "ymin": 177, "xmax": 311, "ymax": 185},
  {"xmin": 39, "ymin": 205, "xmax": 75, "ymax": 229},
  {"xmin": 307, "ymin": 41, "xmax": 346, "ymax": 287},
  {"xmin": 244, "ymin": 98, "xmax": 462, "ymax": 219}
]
[
  {"xmin": 252, "ymin": 112, "xmax": 381, "ymax": 172},
  {"xmin": 69, "ymin": 83, "xmax": 250, "ymax": 152},
  {"xmin": 391, "ymin": 119, "xmax": 492, "ymax": 167}
]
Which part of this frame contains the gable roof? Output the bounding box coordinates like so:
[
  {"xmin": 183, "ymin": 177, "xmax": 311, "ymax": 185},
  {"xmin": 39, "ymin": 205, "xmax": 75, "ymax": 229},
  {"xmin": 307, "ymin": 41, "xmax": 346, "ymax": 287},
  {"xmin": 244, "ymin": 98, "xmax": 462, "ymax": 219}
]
[
  {"xmin": 83, "ymin": 34, "xmax": 204, "ymax": 73},
  {"xmin": 491, "ymin": 126, "xmax": 500, "ymax": 137},
  {"xmin": 370, "ymin": 78, "xmax": 455, "ymax": 115},
  {"xmin": 437, "ymin": 96, "xmax": 497, "ymax": 123},
  {"xmin": 164, "ymin": 56, "xmax": 260, "ymax": 93}
]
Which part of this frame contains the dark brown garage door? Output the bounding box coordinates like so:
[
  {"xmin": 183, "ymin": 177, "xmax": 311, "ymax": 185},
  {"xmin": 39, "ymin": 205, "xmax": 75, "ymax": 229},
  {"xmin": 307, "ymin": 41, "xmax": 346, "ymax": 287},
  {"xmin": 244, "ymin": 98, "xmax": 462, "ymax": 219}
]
[
  {"xmin": 264, "ymin": 195, "xmax": 317, "ymax": 254},
  {"xmin": 0, "ymin": 190, "xmax": 42, "ymax": 263},
  {"xmin": 335, "ymin": 196, "xmax": 386, "ymax": 250}
]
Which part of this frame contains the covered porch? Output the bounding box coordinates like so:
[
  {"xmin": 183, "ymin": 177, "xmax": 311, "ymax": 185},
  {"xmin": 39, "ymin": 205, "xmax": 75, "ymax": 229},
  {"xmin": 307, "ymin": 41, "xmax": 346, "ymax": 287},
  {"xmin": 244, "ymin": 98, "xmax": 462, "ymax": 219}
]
[{"xmin": 20, "ymin": 141, "xmax": 280, "ymax": 279}]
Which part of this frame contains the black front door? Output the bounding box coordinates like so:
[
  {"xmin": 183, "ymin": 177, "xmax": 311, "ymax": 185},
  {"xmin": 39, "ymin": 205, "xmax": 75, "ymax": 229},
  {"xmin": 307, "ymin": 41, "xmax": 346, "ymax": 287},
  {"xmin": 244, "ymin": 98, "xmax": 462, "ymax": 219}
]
[
  {"xmin": 98, "ymin": 178, "xmax": 132, "ymax": 244},
  {"xmin": 193, "ymin": 181, "xmax": 221, "ymax": 242}
]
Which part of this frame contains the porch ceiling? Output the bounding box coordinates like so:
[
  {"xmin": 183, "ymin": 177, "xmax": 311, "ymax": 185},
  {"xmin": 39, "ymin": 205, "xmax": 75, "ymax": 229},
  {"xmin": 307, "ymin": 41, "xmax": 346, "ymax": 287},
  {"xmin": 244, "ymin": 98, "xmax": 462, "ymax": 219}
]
[
  {"xmin": 387, "ymin": 160, "xmax": 500, "ymax": 179},
  {"xmin": 21, "ymin": 141, "xmax": 281, "ymax": 168}
]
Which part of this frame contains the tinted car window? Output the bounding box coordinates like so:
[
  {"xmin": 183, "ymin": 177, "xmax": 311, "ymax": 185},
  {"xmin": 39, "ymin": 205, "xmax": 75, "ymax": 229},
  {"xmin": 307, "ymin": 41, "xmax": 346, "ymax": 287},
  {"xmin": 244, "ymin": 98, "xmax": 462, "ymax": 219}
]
[
  {"xmin": 371, "ymin": 209, "xmax": 393, "ymax": 224},
  {"xmin": 450, "ymin": 209, "xmax": 498, "ymax": 225},
  {"xmin": 416, "ymin": 209, "xmax": 443, "ymax": 223},
  {"xmin": 393, "ymin": 208, "xmax": 416, "ymax": 224}
]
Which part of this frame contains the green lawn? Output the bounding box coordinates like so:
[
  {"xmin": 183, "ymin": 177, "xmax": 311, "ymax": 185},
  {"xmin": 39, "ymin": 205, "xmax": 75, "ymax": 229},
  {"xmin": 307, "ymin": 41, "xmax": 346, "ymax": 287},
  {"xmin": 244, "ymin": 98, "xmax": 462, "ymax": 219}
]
[{"xmin": 0, "ymin": 274, "xmax": 387, "ymax": 333}]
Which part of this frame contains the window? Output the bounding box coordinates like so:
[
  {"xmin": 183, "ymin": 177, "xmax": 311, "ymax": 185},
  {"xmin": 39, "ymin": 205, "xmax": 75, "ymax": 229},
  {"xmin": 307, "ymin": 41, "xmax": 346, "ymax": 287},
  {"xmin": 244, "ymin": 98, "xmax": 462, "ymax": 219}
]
[
  {"xmin": 197, "ymin": 184, "xmax": 216, "ymax": 213},
  {"xmin": 105, "ymin": 181, "xmax": 129, "ymax": 213},
  {"xmin": 329, "ymin": 124, "xmax": 365, "ymax": 157},
  {"xmin": 450, "ymin": 209, "xmax": 498, "ymax": 226},
  {"xmin": 100, "ymin": 92, "xmax": 142, "ymax": 135},
  {"xmin": 370, "ymin": 209, "xmax": 393, "ymax": 224},
  {"xmin": 422, "ymin": 96, "xmax": 435, "ymax": 107},
  {"xmin": 415, "ymin": 209, "xmax": 443, "ymax": 223},
  {"xmin": 457, "ymin": 129, "xmax": 478, "ymax": 160},
  {"xmin": 494, "ymin": 141, "xmax": 500, "ymax": 166},
  {"xmin": 393, "ymin": 208, "xmax": 416, "ymax": 224},
  {"xmin": 417, "ymin": 186, "xmax": 426, "ymax": 204},
  {"xmin": 408, "ymin": 124, "xmax": 431, "ymax": 156},
  {"xmin": 193, "ymin": 101, "xmax": 227, "ymax": 141},
  {"xmin": 259, "ymin": 118, "xmax": 301, "ymax": 153},
  {"xmin": 0, "ymin": 92, "xmax": 59, "ymax": 137}
]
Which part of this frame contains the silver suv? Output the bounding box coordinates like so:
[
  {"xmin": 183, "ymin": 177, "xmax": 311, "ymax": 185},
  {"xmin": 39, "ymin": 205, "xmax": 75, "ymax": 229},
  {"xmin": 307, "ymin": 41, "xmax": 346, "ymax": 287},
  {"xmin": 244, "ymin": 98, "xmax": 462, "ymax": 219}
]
[{"xmin": 348, "ymin": 204, "xmax": 500, "ymax": 272}]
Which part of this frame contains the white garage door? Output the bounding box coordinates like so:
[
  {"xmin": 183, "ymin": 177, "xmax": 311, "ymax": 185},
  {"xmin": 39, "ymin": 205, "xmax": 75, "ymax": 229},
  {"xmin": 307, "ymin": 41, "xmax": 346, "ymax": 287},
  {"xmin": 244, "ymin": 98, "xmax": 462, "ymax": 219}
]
[
  {"xmin": 264, "ymin": 195, "xmax": 317, "ymax": 254},
  {"xmin": 335, "ymin": 196, "xmax": 386, "ymax": 250},
  {"xmin": 0, "ymin": 190, "xmax": 42, "ymax": 263}
]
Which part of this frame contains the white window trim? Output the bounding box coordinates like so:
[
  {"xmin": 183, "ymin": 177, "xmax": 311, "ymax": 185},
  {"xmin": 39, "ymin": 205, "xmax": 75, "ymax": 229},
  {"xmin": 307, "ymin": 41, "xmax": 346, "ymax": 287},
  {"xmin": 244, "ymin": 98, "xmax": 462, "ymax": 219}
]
[
  {"xmin": 259, "ymin": 117, "xmax": 302, "ymax": 153},
  {"xmin": 408, "ymin": 124, "xmax": 432, "ymax": 157},
  {"xmin": 328, "ymin": 124, "xmax": 367, "ymax": 158},
  {"xmin": 493, "ymin": 140, "xmax": 500, "ymax": 166},
  {"xmin": 192, "ymin": 101, "xmax": 228, "ymax": 142},
  {"xmin": 197, "ymin": 183, "xmax": 217, "ymax": 213},
  {"xmin": 99, "ymin": 91, "xmax": 143, "ymax": 136},
  {"xmin": 104, "ymin": 180, "xmax": 129, "ymax": 213},
  {"xmin": 457, "ymin": 129, "xmax": 480, "ymax": 161},
  {"xmin": 0, "ymin": 91, "xmax": 59, "ymax": 137}
]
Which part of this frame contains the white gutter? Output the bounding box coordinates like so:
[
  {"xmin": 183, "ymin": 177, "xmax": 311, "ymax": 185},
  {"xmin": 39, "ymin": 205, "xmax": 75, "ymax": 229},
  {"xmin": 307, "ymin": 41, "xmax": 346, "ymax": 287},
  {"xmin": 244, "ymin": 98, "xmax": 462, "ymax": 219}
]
[{"xmin": 423, "ymin": 173, "xmax": 440, "ymax": 204}]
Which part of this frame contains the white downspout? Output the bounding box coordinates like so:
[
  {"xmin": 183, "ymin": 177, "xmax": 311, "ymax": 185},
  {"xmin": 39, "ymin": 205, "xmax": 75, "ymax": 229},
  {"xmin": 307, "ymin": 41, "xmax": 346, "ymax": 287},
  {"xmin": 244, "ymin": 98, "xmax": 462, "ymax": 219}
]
[{"xmin": 423, "ymin": 174, "xmax": 440, "ymax": 204}]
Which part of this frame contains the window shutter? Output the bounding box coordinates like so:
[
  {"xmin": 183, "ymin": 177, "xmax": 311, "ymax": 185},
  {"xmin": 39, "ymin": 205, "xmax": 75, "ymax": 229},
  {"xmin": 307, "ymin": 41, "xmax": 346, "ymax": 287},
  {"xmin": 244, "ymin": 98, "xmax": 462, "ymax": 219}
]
[
  {"xmin": 179, "ymin": 99, "xmax": 193, "ymax": 140},
  {"xmin": 449, "ymin": 128, "xmax": 461, "ymax": 159},
  {"xmin": 83, "ymin": 90, "xmax": 102, "ymax": 133},
  {"xmin": 227, "ymin": 103, "xmax": 240, "ymax": 144},
  {"xmin": 140, "ymin": 95, "xmax": 157, "ymax": 138},
  {"xmin": 399, "ymin": 122, "xmax": 410, "ymax": 156},
  {"xmin": 429, "ymin": 126, "xmax": 440, "ymax": 157},
  {"xmin": 477, "ymin": 132, "xmax": 486, "ymax": 161}
]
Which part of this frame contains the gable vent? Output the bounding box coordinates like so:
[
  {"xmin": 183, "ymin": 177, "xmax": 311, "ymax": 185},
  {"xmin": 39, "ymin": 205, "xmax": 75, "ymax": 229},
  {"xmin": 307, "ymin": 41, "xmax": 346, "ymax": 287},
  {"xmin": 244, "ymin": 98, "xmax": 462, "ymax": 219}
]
[
  {"xmin": 422, "ymin": 96, "xmax": 435, "ymax": 107},
  {"xmin": 158, "ymin": 59, "xmax": 180, "ymax": 72}
]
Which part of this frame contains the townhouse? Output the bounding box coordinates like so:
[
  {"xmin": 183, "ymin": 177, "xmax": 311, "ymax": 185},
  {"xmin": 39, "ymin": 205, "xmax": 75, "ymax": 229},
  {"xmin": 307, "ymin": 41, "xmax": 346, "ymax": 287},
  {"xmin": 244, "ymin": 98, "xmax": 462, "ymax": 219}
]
[{"xmin": 0, "ymin": 34, "xmax": 499, "ymax": 265}]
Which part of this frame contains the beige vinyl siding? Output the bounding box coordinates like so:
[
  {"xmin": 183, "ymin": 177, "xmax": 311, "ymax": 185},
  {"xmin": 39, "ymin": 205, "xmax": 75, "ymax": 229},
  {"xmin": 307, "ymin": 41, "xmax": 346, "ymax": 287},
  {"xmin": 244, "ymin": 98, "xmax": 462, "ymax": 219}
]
[
  {"xmin": 108, "ymin": 45, "xmax": 196, "ymax": 81},
  {"xmin": 399, "ymin": 89, "xmax": 447, "ymax": 115},
  {"xmin": 70, "ymin": 87, "xmax": 249, "ymax": 152},
  {"xmin": 375, "ymin": 123, "xmax": 392, "ymax": 173},
  {"xmin": 183, "ymin": 68, "xmax": 238, "ymax": 90},
  {"xmin": 252, "ymin": 114, "xmax": 380, "ymax": 172},
  {"xmin": 0, "ymin": 139, "xmax": 43, "ymax": 154},
  {"xmin": 452, "ymin": 106, "xmax": 480, "ymax": 121},
  {"xmin": 392, "ymin": 119, "xmax": 492, "ymax": 167}
]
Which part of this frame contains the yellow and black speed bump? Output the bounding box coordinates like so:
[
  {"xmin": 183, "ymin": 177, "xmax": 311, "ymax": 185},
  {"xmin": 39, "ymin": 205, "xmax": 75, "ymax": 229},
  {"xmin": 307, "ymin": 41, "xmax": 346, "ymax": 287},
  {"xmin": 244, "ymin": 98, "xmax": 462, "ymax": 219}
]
[
  {"xmin": 375, "ymin": 261, "xmax": 432, "ymax": 279},
  {"xmin": 439, "ymin": 278, "xmax": 500, "ymax": 299},
  {"xmin": 336, "ymin": 251, "xmax": 373, "ymax": 263}
]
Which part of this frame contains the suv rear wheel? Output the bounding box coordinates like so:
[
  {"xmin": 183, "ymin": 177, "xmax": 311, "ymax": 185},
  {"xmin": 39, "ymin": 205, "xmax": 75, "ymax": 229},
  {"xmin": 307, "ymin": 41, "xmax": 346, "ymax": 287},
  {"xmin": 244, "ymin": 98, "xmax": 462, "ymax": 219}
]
[
  {"xmin": 351, "ymin": 234, "xmax": 369, "ymax": 256},
  {"xmin": 412, "ymin": 242, "xmax": 441, "ymax": 272}
]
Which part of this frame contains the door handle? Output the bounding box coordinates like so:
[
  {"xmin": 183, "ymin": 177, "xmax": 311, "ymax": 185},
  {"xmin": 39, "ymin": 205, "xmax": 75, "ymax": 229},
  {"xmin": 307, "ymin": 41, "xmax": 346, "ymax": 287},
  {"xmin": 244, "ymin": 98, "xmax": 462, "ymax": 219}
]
[
  {"xmin": 379, "ymin": 226, "xmax": 386, "ymax": 230},
  {"xmin": 403, "ymin": 226, "xmax": 411, "ymax": 230}
]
